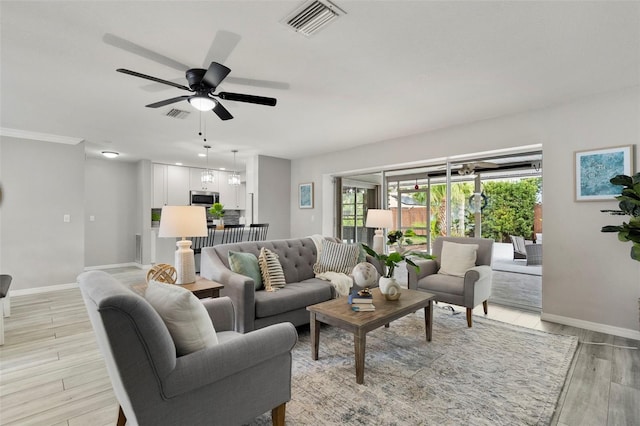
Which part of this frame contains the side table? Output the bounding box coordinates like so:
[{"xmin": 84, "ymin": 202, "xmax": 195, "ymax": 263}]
[{"xmin": 180, "ymin": 276, "xmax": 224, "ymax": 299}]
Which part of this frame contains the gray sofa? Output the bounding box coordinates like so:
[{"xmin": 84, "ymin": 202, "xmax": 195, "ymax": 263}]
[
  {"xmin": 78, "ymin": 270, "xmax": 297, "ymax": 426},
  {"xmin": 201, "ymin": 237, "xmax": 380, "ymax": 333}
]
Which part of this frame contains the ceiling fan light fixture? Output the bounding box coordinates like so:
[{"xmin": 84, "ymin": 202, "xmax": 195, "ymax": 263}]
[{"xmin": 189, "ymin": 95, "xmax": 216, "ymax": 112}]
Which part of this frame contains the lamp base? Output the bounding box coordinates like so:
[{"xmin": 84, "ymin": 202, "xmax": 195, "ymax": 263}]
[
  {"xmin": 174, "ymin": 239, "xmax": 196, "ymax": 285},
  {"xmin": 372, "ymin": 229, "xmax": 384, "ymax": 255}
]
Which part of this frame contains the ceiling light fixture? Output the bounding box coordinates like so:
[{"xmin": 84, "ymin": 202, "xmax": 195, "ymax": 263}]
[
  {"xmin": 228, "ymin": 150, "xmax": 241, "ymax": 186},
  {"xmin": 188, "ymin": 94, "xmax": 216, "ymax": 112},
  {"xmin": 201, "ymin": 145, "xmax": 215, "ymax": 184},
  {"xmin": 101, "ymin": 151, "xmax": 119, "ymax": 159}
]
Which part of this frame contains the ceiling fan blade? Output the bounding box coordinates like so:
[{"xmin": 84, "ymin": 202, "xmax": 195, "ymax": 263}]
[
  {"xmin": 117, "ymin": 69, "xmax": 191, "ymax": 91},
  {"xmin": 203, "ymin": 30, "xmax": 241, "ymax": 67},
  {"xmin": 145, "ymin": 96, "xmax": 190, "ymax": 108},
  {"xmin": 217, "ymin": 92, "xmax": 277, "ymax": 106},
  {"xmin": 213, "ymin": 102, "xmax": 233, "ymax": 120},
  {"xmin": 202, "ymin": 62, "xmax": 231, "ymax": 89},
  {"xmin": 103, "ymin": 33, "xmax": 189, "ymax": 72}
]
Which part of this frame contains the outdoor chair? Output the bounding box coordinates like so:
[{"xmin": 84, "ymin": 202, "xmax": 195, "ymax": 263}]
[
  {"xmin": 408, "ymin": 237, "xmax": 493, "ymax": 327},
  {"xmin": 510, "ymin": 235, "xmax": 528, "ymax": 260},
  {"xmin": 78, "ymin": 270, "xmax": 297, "ymax": 426}
]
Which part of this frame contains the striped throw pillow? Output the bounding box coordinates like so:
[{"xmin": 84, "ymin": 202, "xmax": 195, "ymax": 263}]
[
  {"xmin": 258, "ymin": 247, "xmax": 286, "ymax": 291},
  {"xmin": 313, "ymin": 240, "xmax": 360, "ymax": 275}
]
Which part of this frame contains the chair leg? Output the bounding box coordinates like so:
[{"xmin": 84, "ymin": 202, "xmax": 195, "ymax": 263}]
[
  {"xmin": 271, "ymin": 402, "xmax": 286, "ymax": 426},
  {"xmin": 482, "ymin": 300, "xmax": 488, "ymax": 315},
  {"xmin": 117, "ymin": 405, "xmax": 126, "ymax": 426},
  {"xmin": 466, "ymin": 308, "xmax": 472, "ymax": 328}
]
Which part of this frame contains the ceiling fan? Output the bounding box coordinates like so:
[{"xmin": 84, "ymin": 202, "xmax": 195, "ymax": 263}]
[
  {"xmin": 457, "ymin": 161, "xmax": 499, "ymax": 176},
  {"xmin": 116, "ymin": 62, "xmax": 277, "ymax": 121}
]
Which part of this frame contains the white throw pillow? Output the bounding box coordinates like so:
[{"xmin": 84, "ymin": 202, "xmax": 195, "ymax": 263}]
[
  {"xmin": 438, "ymin": 241, "xmax": 479, "ymax": 278},
  {"xmin": 144, "ymin": 280, "xmax": 218, "ymax": 356},
  {"xmin": 313, "ymin": 240, "xmax": 360, "ymax": 275}
]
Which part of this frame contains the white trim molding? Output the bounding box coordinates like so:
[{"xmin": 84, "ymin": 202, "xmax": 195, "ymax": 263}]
[
  {"xmin": 0, "ymin": 127, "xmax": 84, "ymax": 145},
  {"xmin": 11, "ymin": 282, "xmax": 78, "ymax": 297},
  {"xmin": 541, "ymin": 312, "xmax": 640, "ymax": 341},
  {"xmin": 83, "ymin": 262, "xmax": 149, "ymax": 271}
]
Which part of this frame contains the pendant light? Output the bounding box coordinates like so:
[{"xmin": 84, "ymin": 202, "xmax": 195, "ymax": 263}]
[
  {"xmin": 228, "ymin": 150, "xmax": 241, "ymax": 186},
  {"xmin": 201, "ymin": 145, "xmax": 215, "ymax": 184}
]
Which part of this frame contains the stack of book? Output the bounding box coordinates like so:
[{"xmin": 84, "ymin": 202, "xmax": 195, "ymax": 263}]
[{"xmin": 348, "ymin": 290, "xmax": 375, "ymax": 312}]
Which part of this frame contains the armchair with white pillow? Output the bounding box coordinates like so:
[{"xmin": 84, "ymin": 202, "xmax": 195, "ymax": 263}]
[{"xmin": 407, "ymin": 237, "xmax": 494, "ymax": 327}]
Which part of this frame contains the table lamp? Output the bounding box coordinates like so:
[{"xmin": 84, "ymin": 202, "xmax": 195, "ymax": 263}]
[
  {"xmin": 158, "ymin": 206, "xmax": 208, "ymax": 284},
  {"xmin": 365, "ymin": 209, "xmax": 393, "ymax": 254}
]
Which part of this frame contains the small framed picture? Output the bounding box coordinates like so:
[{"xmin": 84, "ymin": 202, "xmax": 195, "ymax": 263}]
[
  {"xmin": 574, "ymin": 145, "xmax": 634, "ymax": 201},
  {"xmin": 299, "ymin": 183, "xmax": 314, "ymax": 209}
]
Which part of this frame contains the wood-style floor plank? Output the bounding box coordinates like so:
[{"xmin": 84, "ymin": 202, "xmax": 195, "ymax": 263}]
[
  {"xmin": 611, "ymin": 336, "xmax": 640, "ymax": 390},
  {"xmin": 608, "ymin": 382, "xmax": 640, "ymax": 425}
]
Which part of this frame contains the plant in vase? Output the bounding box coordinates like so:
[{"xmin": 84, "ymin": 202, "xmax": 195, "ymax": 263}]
[
  {"xmin": 386, "ymin": 229, "xmax": 416, "ymax": 253},
  {"xmin": 208, "ymin": 202, "xmax": 225, "ymax": 229},
  {"xmin": 361, "ymin": 243, "xmax": 434, "ymax": 300},
  {"xmin": 600, "ymin": 173, "xmax": 640, "ymax": 262}
]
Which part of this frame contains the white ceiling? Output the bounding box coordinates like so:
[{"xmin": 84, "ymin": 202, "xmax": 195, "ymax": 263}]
[{"xmin": 1, "ymin": 1, "xmax": 638, "ymax": 171}]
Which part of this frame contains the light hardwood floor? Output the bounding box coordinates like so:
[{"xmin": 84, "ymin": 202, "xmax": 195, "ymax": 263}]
[{"xmin": 1, "ymin": 276, "xmax": 638, "ymax": 425}]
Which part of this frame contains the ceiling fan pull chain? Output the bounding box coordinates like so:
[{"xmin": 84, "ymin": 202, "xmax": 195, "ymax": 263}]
[{"xmin": 198, "ymin": 111, "xmax": 202, "ymax": 136}]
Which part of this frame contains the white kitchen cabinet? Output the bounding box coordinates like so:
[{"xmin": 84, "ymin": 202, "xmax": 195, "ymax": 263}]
[
  {"xmin": 167, "ymin": 165, "xmax": 190, "ymax": 206},
  {"xmin": 152, "ymin": 164, "xmax": 168, "ymax": 208},
  {"xmin": 189, "ymin": 167, "xmax": 219, "ymax": 192},
  {"xmin": 218, "ymin": 171, "xmax": 246, "ymax": 210}
]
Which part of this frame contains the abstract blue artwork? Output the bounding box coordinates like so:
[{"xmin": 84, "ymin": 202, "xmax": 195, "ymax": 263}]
[
  {"xmin": 575, "ymin": 145, "xmax": 633, "ymax": 201},
  {"xmin": 299, "ymin": 183, "xmax": 314, "ymax": 208}
]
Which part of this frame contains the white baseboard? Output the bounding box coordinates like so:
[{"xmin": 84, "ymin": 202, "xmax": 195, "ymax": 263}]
[
  {"xmin": 541, "ymin": 312, "xmax": 640, "ymax": 341},
  {"xmin": 11, "ymin": 282, "xmax": 78, "ymax": 297},
  {"xmin": 83, "ymin": 262, "xmax": 147, "ymax": 271}
]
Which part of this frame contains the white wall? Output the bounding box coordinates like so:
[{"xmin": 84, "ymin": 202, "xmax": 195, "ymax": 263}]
[
  {"xmin": 84, "ymin": 158, "xmax": 138, "ymax": 266},
  {"xmin": 253, "ymin": 155, "xmax": 291, "ymax": 240},
  {"xmin": 0, "ymin": 136, "xmax": 85, "ymax": 290},
  {"xmin": 290, "ymin": 87, "xmax": 640, "ymax": 336}
]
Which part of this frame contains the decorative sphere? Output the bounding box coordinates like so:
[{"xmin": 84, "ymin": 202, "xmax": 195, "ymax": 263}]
[{"xmin": 352, "ymin": 262, "xmax": 379, "ymax": 288}]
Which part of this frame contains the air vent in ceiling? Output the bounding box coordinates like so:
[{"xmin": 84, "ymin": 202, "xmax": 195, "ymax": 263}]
[
  {"xmin": 165, "ymin": 108, "xmax": 190, "ymax": 119},
  {"xmin": 282, "ymin": 0, "xmax": 346, "ymax": 37}
]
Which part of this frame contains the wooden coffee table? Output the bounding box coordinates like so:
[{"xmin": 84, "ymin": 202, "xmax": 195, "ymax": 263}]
[{"xmin": 307, "ymin": 288, "xmax": 435, "ymax": 384}]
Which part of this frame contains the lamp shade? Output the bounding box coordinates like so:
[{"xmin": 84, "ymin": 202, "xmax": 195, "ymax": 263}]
[
  {"xmin": 365, "ymin": 209, "xmax": 393, "ymax": 229},
  {"xmin": 158, "ymin": 206, "xmax": 208, "ymax": 238}
]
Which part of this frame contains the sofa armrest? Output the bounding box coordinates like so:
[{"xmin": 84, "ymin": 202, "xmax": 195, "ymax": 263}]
[
  {"xmin": 407, "ymin": 258, "xmax": 438, "ymax": 290},
  {"xmin": 201, "ymin": 297, "xmax": 235, "ymax": 332},
  {"xmin": 201, "ymin": 247, "xmax": 257, "ymax": 333},
  {"xmin": 463, "ymin": 265, "xmax": 492, "ymax": 307},
  {"xmin": 162, "ymin": 322, "xmax": 298, "ymax": 398}
]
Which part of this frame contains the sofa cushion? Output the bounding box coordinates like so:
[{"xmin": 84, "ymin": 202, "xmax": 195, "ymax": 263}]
[
  {"xmin": 254, "ymin": 280, "xmax": 334, "ymax": 318},
  {"xmin": 419, "ymin": 273, "xmax": 465, "ymax": 296},
  {"xmin": 313, "ymin": 240, "xmax": 360, "ymax": 275},
  {"xmin": 438, "ymin": 241, "xmax": 478, "ymax": 277},
  {"xmin": 229, "ymin": 251, "xmax": 262, "ymax": 290},
  {"xmin": 144, "ymin": 280, "xmax": 218, "ymax": 356},
  {"xmin": 259, "ymin": 247, "xmax": 286, "ymax": 291}
]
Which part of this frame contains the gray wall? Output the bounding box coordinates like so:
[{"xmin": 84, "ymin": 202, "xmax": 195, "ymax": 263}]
[
  {"xmin": 0, "ymin": 136, "xmax": 85, "ymax": 290},
  {"xmin": 254, "ymin": 155, "xmax": 291, "ymax": 240},
  {"xmin": 84, "ymin": 158, "xmax": 138, "ymax": 266},
  {"xmin": 289, "ymin": 87, "xmax": 640, "ymax": 335}
]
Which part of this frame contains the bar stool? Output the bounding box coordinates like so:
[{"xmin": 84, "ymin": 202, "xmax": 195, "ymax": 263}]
[
  {"xmin": 221, "ymin": 224, "xmax": 245, "ymax": 244},
  {"xmin": 248, "ymin": 223, "xmax": 269, "ymax": 241}
]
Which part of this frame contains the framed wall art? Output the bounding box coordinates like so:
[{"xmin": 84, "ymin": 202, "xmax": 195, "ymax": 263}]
[
  {"xmin": 574, "ymin": 145, "xmax": 634, "ymax": 201},
  {"xmin": 299, "ymin": 182, "xmax": 314, "ymax": 209}
]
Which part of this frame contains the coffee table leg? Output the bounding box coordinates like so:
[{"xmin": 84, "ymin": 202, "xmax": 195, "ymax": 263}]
[
  {"xmin": 354, "ymin": 331, "xmax": 366, "ymax": 384},
  {"xmin": 310, "ymin": 312, "xmax": 319, "ymax": 360},
  {"xmin": 424, "ymin": 299, "xmax": 433, "ymax": 342}
]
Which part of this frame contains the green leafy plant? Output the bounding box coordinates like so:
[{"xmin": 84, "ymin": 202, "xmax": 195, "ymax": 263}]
[
  {"xmin": 387, "ymin": 229, "xmax": 415, "ymax": 247},
  {"xmin": 208, "ymin": 202, "xmax": 225, "ymax": 219},
  {"xmin": 361, "ymin": 243, "xmax": 434, "ymax": 278},
  {"xmin": 151, "ymin": 212, "xmax": 161, "ymax": 222},
  {"xmin": 601, "ymin": 173, "xmax": 640, "ymax": 262}
]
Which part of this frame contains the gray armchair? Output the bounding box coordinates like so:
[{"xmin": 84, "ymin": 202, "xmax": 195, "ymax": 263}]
[
  {"xmin": 78, "ymin": 270, "xmax": 298, "ymax": 426},
  {"xmin": 408, "ymin": 237, "xmax": 493, "ymax": 327}
]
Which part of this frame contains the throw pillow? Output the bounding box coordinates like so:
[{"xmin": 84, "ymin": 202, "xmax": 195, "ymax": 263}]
[
  {"xmin": 313, "ymin": 240, "xmax": 360, "ymax": 275},
  {"xmin": 228, "ymin": 251, "xmax": 263, "ymax": 290},
  {"xmin": 258, "ymin": 247, "xmax": 286, "ymax": 291},
  {"xmin": 144, "ymin": 280, "xmax": 218, "ymax": 356},
  {"xmin": 438, "ymin": 241, "xmax": 479, "ymax": 278}
]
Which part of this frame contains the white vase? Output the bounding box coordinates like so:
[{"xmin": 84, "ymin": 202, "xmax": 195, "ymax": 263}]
[{"xmin": 379, "ymin": 277, "xmax": 401, "ymax": 301}]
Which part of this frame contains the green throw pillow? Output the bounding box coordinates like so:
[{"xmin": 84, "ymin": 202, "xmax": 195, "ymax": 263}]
[{"xmin": 228, "ymin": 251, "xmax": 263, "ymax": 290}]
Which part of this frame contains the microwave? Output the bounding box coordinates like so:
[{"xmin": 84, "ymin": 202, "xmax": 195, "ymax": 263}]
[{"xmin": 190, "ymin": 190, "xmax": 219, "ymax": 207}]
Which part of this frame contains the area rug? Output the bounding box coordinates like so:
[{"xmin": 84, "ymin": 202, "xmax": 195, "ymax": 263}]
[{"xmin": 247, "ymin": 307, "xmax": 577, "ymax": 426}]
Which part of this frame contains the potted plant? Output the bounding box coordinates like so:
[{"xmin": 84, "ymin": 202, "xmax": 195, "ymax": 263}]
[
  {"xmin": 601, "ymin": 173, "xmax": 640, "ymax": 262},
  {"xmin": 151, "ymin": 211, "xmax": 161, "ymax": 228},
  {"xmin": 361, "ymin": 241, "xmax": 434, "ymax": 300},
  {"xmin": 208, "ymin": 202, "xmax": 225, "ymax": 229}
]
